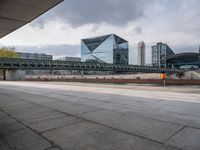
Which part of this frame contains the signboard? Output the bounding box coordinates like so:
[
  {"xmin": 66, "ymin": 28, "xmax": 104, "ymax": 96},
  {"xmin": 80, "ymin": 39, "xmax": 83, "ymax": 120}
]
[{"xmin": 160, "ymin": 73, "xmax": 167, "ymax": 80}]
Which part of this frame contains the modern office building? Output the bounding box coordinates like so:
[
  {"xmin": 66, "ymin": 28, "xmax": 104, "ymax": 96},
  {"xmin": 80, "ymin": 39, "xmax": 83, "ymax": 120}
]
[
  {"xmin": 167, "ymin": 52, "xmax": 200, "ymax": 69},
  {"xmin": 17, "ymin": 52, "xmax": 52, "ymax": 60},
  {"xmin": 17, "ymin": 52, "xmax": 53, "ymax": 75},
  {"xmin": 137, "ymin": 41, "xmax": 145, "ymax": 66},
  {"xmin": 81, "ymin": 34, "xmax": 129, "ymax": 65},
  {"xmin": 152, "ymin": 42, "xmax": 175, "ymax": 68},
  {"xmin": 57, "ymin": 56, "xmax": 81, "ymax": 62}
]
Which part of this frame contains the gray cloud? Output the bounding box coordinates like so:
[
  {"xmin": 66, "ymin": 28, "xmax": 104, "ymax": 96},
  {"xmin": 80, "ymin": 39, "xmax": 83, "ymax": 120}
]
[
  {"xmin": 31, "ymin": 0, "xmax": 153, "ymax": 28},
  {"xmin": 171, "ymin": 0, "xmax": 200, "ymax": 35},
  {"xmin": 15, "ymin": 44, "xmax": 80, "ymax": 59},
  {"xmin": 131, "ymin": 26, "xmax": 143, "ymax": 34},
  {"xmin": 173, "ymin": 44, "xmax": 200, "ymax": 54},
  {"xmin": 134, "ymin": 27, "xmax": 143, "ymax": 34}
]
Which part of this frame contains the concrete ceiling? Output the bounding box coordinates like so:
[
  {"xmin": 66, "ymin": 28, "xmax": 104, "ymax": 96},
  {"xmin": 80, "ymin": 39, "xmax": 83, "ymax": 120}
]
[{"xmin": 0, "ymin": 0, "xmax": 63, "ymax": 39}]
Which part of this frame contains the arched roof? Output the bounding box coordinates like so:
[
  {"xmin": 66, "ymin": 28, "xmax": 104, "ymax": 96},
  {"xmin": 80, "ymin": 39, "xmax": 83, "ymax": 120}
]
[{"xmin": 167, "ymin": 52, "xmax": 200, "ymax": 59}]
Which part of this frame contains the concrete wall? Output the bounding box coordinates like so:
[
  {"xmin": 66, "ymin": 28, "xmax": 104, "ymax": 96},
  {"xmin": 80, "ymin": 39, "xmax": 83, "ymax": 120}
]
[
  {"xmin": 6, "ymin": 70, "xmax": 25, "ymax": 81},
  {"xmin": 183, "ymin": 71, "xmax": 200, "ymax": 80},
  {"xmin": 26, "ymin": 73, "xmax": 179, "ymax": 80}
]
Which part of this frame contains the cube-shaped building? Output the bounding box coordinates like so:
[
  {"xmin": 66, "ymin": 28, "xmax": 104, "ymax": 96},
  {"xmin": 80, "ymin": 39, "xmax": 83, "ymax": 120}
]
[{"xmin": 81, "ymin": 34, "xmax": 129, "ymax": 65}]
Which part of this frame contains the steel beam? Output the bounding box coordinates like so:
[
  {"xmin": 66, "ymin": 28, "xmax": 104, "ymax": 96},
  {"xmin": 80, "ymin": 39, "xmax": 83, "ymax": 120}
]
[{"xmin": 0, "ymin": 58, "xmax": 182, "ymax": 73}]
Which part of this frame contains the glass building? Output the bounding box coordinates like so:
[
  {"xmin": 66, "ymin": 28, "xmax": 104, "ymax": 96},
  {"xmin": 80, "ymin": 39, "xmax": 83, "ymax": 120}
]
[
  {"xmin": 152, "ymin": 42, "xmax": 175, "ymax": 68},
  {"xmin": 81, "ymin": 34, "xmax": 129, "ymax": 65},
  {"xmin": 167, "ymin": 52, "xmax": 200, "ymax": 69}
]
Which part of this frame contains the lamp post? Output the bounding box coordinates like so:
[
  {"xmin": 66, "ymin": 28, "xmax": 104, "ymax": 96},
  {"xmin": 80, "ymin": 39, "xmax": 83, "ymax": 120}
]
[{"xmin": 160, "ymin": 72, "xmax": 167, "ymax": 87}]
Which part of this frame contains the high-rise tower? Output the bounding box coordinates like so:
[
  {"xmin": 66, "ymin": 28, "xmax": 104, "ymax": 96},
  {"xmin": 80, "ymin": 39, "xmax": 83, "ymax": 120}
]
[
  {"xmin": 137, "ymin": 41, "xmax": 145, "ymax": 66},
  {"xmin": 152, "ymin": 42, "xmax": 175, "ymax": 68}
]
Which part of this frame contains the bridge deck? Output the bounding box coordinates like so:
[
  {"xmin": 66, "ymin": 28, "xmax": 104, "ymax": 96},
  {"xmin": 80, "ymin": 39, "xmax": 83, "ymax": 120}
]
[{"xmin": 0, "ymin": 58, "xmax": 182, "ymax": 73}]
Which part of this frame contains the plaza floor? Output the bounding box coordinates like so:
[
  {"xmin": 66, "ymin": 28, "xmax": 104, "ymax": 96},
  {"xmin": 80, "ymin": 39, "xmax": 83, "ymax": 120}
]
[{"xmin": 0, "ymin": 81, "xmax": 200, "ymax": 150}]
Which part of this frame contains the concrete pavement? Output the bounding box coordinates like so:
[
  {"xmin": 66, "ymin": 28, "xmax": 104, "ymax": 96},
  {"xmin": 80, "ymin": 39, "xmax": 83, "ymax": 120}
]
[{"xmin": 0, "ymin": 81, "xmax": 200, "ymax": 150}]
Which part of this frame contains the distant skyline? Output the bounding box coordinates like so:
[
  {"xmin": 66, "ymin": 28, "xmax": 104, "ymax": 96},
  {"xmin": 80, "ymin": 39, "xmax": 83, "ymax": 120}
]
[{"xmin": 0, "ymin": 0, "xmax": 199, "ymax": 64}]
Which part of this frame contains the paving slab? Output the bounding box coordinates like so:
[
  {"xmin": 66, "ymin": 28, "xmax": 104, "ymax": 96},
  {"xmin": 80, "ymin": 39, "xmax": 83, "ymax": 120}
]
[
  {"xmin": 45, "ymin": 147, "xmax": 62, "ymax": 150},
  {"xmin": 158, "ymin": 112, "xmax": 200, "ymax": 128},
  {"xmin": 155, "ymin": 102, "xmax": 200, "ymax": 117},
  {"xmin": 106, "ymin": 95, "xmax": 162, "ymax": 105},
  {"xmin": 66, "ymin": 98, "xmax": 128, "ymax": 111},
  {"xmin": 0, "ymin": 114, "xmax": 51, "ymax": 150},
  {"xmin": 0, "ymin": 94, "xmax": 27, "ymax": 108},
  {"xmin": 18, "ymin": 94, "xmax": 58, "ymax": 104},
  {"xmin": 1, "ymin": 82, "xmax": 200, "ymax": 150},
  {"xmin": 26, "ymin": 115, "xmax": 84, "ymax": 133},
  {"xmin": 117, "ymin": 106, "xmax": 171, "ymax": 121},
  {"xmin": 4, "ymin": 128, "xmax": 51, "ymax": 150},
  {"xmin": 0, "ymin": 140, "xmax": 13, "ymax": 150},
  {"xmin": 7, "ymin": 106, "xmax": 66, "ymax": 123},
  {"xmin": 43, "ymin": 121, "xmax": 175, "ymax": 150},
  {"xmin": 79, "ymin": 109, "xmax": 183, "ymax": 143},
  {"xmin": 0, "ymin": 111, "xmax": 7, "ymax": 118},
  {"xmin": 165, "ymin": 127, "xmax": 200, "ymax": 150},
  {"xmin": 49, "ymin": 91, "xmax": 118, "ymax": 101},
  {"xmin": 1, "ymin": 101, "xmax": 40, "ymax": 113},
  {"xmin": 0, "ymin": 114, "xmax": 18, "ymax": 124},
  {"xmin": 40, "ymin": 93, "xmax": 135, "ymax": 111},
  {"xmin": 42, "ymin": 101, "xmax": 101, "ymax": 115}
]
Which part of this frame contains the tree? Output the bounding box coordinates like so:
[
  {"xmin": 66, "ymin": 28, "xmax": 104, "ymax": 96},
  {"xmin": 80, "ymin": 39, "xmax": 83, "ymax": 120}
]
[
  {"xmin": 0, "ymin": 47, "xmax": 19, "ymax": 58},
  {"xmin": 0, "ymin": 47, "xmax": 19, "ymax": 80}
]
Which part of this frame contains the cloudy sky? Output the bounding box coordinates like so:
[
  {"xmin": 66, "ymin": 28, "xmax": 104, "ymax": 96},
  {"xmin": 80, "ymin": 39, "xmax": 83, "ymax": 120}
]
[{"xmin": 0, "ymin": 0, "xmax": 199, "ymax": 64}]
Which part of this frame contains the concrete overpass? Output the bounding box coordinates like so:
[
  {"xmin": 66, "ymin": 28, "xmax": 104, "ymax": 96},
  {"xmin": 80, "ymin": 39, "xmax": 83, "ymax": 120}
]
[
  {"xmin": 0, "ymin": 57, "xmax": 182, "ymax": 70},
  {"xmin": 0, "ymin": 57, "xmax": 183, "ymax": 80},
  {"xmin": 0, "ymin": 0, "xmax": 63, "ymax": 38},
  {"xmin": 0, "ymin": 0, "xmax": 63, "ymax": 80}
]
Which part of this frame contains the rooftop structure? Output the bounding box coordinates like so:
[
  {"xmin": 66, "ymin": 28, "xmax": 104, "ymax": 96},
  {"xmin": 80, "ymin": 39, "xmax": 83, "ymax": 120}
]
[{"xmin": 167, "ymin": 52, "xmax": 200, "ymax": 69}]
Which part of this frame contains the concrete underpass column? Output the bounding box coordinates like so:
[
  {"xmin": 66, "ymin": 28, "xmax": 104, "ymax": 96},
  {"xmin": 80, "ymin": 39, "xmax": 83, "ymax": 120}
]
[
  {"xmin": 3, "ymin": 69, "xmax": 6, "ymax": 80},
  {"xmin": 5, "ymin": 70, "xmax": 25, "ymax": 81}
]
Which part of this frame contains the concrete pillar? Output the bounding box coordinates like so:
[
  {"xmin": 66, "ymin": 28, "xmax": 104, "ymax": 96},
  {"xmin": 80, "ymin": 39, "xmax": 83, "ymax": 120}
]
[
  {"xmin": 3, "ymin": 69, "xmax": 6, "ymax": 80},
  {"xmin": 5, "ymin": 70, "xmax": 25, "ymax": 81}
]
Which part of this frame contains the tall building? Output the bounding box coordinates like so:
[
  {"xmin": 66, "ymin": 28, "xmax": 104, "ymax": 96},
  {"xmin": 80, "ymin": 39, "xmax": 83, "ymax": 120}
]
[
  {"xmin": 81, "ymin": 34, "xmax": 129, "ymax": 65},
  {"xmin": 152, "ymin": 42, "xmax": 175, "ymax": 68},
  {"xmin": 137, "ymin": 41, "xmax": 145, "ymax": 66}
]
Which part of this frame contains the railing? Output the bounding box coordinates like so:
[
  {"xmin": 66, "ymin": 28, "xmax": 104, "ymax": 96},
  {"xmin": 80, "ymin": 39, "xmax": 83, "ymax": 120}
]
[{"xmin": 0, "ymin": 58, "xmax": 182, "ymax": 73}]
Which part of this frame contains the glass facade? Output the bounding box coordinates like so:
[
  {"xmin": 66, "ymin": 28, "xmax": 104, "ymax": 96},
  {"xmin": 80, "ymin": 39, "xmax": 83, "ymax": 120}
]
[
  {"xmin": 152, "ymin": 42, "xmax": 175, "ymax": 68},
  {"xmin": 167, "ymin": 53, "xmax": 200, "ymax": 69},
  {"xmin": 81, "ymin": 34, "xmax": 129, "ymax": 65}
]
